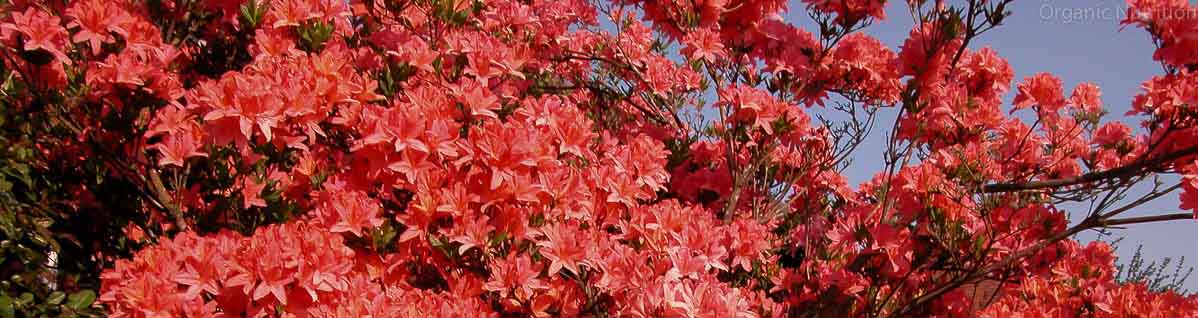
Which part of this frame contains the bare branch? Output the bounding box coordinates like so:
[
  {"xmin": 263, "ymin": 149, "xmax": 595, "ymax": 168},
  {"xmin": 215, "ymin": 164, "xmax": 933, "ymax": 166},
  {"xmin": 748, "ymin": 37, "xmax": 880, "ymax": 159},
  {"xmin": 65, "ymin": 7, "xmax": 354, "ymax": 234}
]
[
  {"xmin": 1099, "ymin": 212, "xmax": 1194, "ymax": 227},
  {"xmin": 983, "ymin": 146, "xmax": 1198, "ymax": 193}
]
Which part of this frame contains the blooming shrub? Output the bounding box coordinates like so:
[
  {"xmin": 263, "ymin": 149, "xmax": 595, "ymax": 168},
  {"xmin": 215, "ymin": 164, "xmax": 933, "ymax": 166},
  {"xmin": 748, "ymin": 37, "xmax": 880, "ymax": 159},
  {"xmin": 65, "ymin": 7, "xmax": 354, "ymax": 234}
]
[{"xmin": 2, "ymin": 0, "xmax": 1198, "ymax": 317}]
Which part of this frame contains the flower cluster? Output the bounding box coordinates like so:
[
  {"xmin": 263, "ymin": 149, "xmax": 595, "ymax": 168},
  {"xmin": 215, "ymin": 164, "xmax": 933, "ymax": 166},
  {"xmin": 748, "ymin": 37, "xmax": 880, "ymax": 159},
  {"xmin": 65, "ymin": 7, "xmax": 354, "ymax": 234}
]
[
  {"xmin": 980, "ymin": 241, "xmax": 1198, "ymax": 318},
  {"xmin": 1124, "ymin": 0, "xmax": 1198, "ymax": 68},
  {"xmin": 2, "ymin": 0, "xmax": 1198, "ymax": 317}
]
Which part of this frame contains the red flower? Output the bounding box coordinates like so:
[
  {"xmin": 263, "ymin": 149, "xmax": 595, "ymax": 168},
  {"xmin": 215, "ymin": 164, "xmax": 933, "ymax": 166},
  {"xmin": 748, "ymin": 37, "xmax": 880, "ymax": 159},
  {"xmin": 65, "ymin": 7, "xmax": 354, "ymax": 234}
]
[
  {"xmin": 452, "ymin": 78, "xmax": 501, "ymax": 120},
  {"xmin": 681, "ymin": 28, "xmax": 725, "ymax": 63},
  {"xmin": 450, "ymin": 215, "xmax": 493, "ymax": 254},
  {"xmin": 2, "ymin": 8, "xmax": 71, "ymax": 64},
  {"xmin": 240, "ymin": 177, "xmax": 268, "ymax": 209},
  {"xmin": 532, "ymin": 222, "xmax": 589, "ymax": 276},
  {"xmin": 65, "ymin": 0, "xmax": 134, "ymax": 54},
  {"xmin": 1013, "ymin": 72, "xmax": 1066, "ymax": 113},
  {"xmin": 484, "ymin": 252, "xmax": 547, "ymax": 300},
  {"xmin": 1182, "ymin": 167, "xmax": 1198, "ymax": 217},
  {"xmin": 1069, "ymin": 82, "xmax": 1104, "ymax": 114},
  {"xmin": 803, "ymin": 0, "xmax": 887, "ymax": 22},
  {"xmin": 148, "ymin": 128, "xmax": 208, "ymax": 167},
  {"xmin": 317, "ymin": 190, "xmax": 383, "ymax": 237}
]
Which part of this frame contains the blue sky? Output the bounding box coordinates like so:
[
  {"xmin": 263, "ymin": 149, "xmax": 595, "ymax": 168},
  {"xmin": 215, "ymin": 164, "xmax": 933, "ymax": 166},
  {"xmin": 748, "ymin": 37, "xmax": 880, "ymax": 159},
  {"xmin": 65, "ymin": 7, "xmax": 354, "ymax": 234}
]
[{"xmin": 779, "ymin": 0, "xmax": 1198, "ymax": 290}]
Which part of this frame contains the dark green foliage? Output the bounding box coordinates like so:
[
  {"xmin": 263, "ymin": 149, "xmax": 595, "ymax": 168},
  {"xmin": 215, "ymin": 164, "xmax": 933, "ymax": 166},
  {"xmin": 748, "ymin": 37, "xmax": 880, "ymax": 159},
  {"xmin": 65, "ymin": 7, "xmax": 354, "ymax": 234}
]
[{"xmin": 0, "ymin": 71, "xmax": 115, "ymax": 317}]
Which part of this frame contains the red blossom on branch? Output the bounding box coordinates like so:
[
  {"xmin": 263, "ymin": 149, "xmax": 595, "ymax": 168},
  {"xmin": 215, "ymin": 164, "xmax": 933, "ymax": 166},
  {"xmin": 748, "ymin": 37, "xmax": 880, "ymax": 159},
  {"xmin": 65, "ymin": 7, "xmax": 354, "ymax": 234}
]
[{"xmin": 2, "ymin": 0, "xmax": 1198, "ymax": 317}]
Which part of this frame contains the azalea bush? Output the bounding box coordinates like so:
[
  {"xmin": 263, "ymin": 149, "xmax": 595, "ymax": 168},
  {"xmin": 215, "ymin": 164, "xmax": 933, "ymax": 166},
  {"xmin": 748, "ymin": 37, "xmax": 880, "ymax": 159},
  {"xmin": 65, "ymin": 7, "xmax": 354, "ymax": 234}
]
[{"xmin": 3, "ymin": 0, "xmax": 1198, "ymax": 316}]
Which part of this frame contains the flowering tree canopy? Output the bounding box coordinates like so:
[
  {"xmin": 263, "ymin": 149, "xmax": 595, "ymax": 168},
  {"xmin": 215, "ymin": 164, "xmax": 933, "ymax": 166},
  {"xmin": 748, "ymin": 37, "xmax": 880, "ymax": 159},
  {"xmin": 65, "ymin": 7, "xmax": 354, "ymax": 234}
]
[{"xmin": 2, "ymin": 0, "xmax": 1198, "ymax": 317}]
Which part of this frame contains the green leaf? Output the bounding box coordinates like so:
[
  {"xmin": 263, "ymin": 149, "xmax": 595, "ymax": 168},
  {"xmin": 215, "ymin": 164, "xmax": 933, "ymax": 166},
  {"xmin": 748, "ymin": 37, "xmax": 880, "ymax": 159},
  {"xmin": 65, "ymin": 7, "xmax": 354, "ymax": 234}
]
[
  {"xmin": 297, "ymin": 20, "xmax": 334, "ymax": 53},
  {"xmin": 15, "ymin": 293, "xmax": 30, "ymax": 307},
  {"xmin": 46, "ymin": 291, "xmax": 65, "ymax": 305},
  {"xmin": 66, "ymin": 290, "xmax": 95, "ymax": 311},
  {"xmin": 239, "ymin": 0, "xmax": 268, "ymax": 29},
  {"xmin": 0, "ymin": 294, "xmax": 13, "ymax": 318}
]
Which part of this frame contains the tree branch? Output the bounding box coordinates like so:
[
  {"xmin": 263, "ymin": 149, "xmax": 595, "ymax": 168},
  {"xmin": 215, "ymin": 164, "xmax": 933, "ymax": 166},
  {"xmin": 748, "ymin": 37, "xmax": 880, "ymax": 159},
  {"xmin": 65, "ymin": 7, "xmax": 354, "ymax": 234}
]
[
  {"xmin": 1098, "ymin": 212, "xmax": 1194, "ymax": 227},
  {"xmin": 983, "ymin": 146, "xmax": 1198, "ymax": 193}
]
